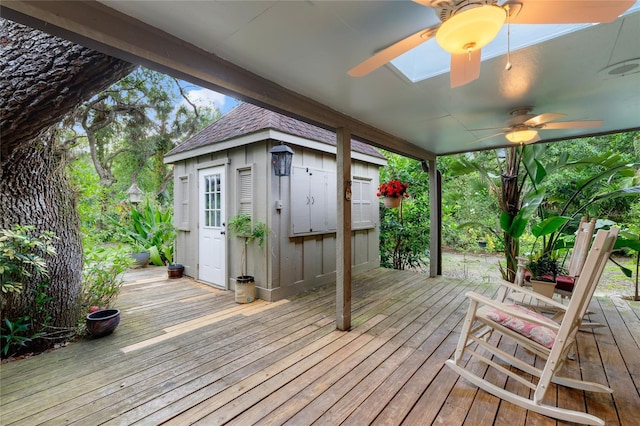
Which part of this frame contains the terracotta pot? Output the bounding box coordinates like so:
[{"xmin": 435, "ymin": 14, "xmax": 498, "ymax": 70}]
[
  {"xmin": 530, "ymin": 279, "xmax": 557, "ymax": 299},
  {"xmin": 383, "ymin": 196, "xmax": 401, "ymax": 208},
  {"xmin": 86, "ymin": 308, "xmax": 120, "ymax": 337}
]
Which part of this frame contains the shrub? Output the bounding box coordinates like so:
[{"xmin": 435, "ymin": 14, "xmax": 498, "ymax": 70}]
[{"xmin": 82, "ymin": 245, "xmax": 133, "ymax": 310}]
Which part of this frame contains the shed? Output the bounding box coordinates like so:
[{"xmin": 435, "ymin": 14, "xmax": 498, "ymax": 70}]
[{"xmin": 164, "ymin": 103, "xmax": 387, "ymax": 301}]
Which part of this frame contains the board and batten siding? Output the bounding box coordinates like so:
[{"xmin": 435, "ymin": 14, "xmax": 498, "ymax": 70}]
[{"xmin": 173, "ymin": 140, "xmax": 382, "ymax": 301}]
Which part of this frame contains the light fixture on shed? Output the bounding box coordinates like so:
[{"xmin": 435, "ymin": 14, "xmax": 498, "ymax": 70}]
[
  {"xmin": 270, "ymin": 144, "xmax": 294, "ymax": 177},
  {"xmin": 126, "ymin": 182, "xmax": 144, "ymax": 204},
  {"xmin": 505, "ymin": 128, "xmax": 538, "ymax": 144},
  {"xmin": 436, "ymin": 4, "xmax": 506, "ymax": 55}
]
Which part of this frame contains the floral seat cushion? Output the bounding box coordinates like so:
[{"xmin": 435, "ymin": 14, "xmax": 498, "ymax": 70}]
[{"xmin": 485, "ymin": 304, "xmax": 557, "ymax": 349}]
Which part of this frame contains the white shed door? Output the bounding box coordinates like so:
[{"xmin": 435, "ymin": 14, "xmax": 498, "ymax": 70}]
[{"xmin": 198, "ymin": 167, "xmax": 226, "ymax": 287}]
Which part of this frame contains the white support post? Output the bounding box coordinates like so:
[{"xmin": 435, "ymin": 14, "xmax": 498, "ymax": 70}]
[{"xmin": 336, "ymin": 127, "xmax": 352, "ymax": 331}]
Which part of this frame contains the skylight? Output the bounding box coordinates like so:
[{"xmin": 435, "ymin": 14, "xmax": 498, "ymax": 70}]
[{"xmin": 391, "ymin": 2, "xmax": 640, "ymax": 83}]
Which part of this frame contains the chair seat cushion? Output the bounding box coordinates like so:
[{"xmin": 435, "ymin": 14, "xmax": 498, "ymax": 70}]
[
  {"xmin": 555, "ymin": 275, "xmax": 575, "ymax": 292},
  {"xmin": 484, "ymin": 304, "xmax": 558, "ymax": 349}
]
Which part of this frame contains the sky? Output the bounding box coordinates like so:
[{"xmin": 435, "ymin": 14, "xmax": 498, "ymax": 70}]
[{"xmin": 179, "ymin": 84, "xmax": 239, "ymax": 115}]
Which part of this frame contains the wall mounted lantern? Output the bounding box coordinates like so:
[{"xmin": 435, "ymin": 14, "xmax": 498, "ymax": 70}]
[
  {"xmin": 126, "ymin": 182, "xmax": 144, "ymax": 204},
  {"xmin": 270, "ymin": 144, "xmax": 294, "ymax": 177}
]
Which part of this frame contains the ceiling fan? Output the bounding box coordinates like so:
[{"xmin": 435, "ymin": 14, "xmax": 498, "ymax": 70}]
[
  {"xmin": 348, "ymin": 0, "xmax": 635, "ymax": 87},
  {"xmin": 473, "ymin": 107, "xmax": 603, "ymax": 144}
]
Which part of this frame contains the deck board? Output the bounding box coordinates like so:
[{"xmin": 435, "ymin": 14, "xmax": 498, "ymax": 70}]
[{"xmin": 1, "ymin": 266, "xmax": 638, "ymax": 425}]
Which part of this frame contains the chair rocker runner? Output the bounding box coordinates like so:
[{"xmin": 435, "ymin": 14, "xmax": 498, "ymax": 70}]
[{"xmin": 445, "ymin": 228, "xmax": 619, "ymax": 426}]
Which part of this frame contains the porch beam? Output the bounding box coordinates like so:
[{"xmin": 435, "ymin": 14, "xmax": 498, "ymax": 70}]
[
  {"xmin": 336, "ymin": 128, "xmax": 352, "ymax": 331},
  {"xmin": 1, "ymin": 0, "xmax": 436, "ymax": 163}
]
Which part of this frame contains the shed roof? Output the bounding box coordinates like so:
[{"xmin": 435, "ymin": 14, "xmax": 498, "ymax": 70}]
[{"xmin": 166, "ymin": 102, "xmax": 385, "ymax": 159}]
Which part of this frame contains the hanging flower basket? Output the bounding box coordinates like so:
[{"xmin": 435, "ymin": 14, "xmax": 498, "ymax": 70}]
[
  {"xmin": 378, "ymin": 179, "xmax": 409, "ymax": 208},
  {"xmin": 383, "ymin": 196, "xmax": 402, "ymax": 208}
]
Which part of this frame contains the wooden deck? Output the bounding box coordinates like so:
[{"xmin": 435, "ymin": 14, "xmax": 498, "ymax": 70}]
[{"xmin": 1, "ymin": 266, "xmax": 639, "ymax": 425}]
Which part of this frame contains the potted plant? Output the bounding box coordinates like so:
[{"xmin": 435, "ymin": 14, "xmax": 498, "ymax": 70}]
[
  {"xmin": 525, "ymin": 251, "xmax": 561, "ymax": 298},
  {"xmin": 227, "ymin": 214, "xmax": 268, "ymax": 303},
  {"xmin": 377, "ymin": 179, "xmax": 409, "ymax": 208},
  {"xmin": 113, "ymin": 201, "xmax": 175, "ymax": 268},
  {"xmin": 167, "ymin": 263, "xmax": 184, "ymax": 279}
]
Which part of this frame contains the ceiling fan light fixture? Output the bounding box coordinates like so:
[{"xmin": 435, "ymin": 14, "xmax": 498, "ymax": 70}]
[
  {"xmin": 436, "ymin": 5, "xmax": 506, "ymax": 54},
  {"xmin": 505, "ymin": 128, "xmax": 538, "ymax": 143}
]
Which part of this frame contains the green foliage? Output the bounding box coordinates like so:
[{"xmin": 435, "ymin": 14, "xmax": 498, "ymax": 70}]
[
  {"xmin": 1, "ymin": 317, "xmax": 36, "ymax": 357},
  {"xmin": 0, "ymin": 225, "xmax": 57, "ymax": 306},
  {"xmin": 445, "ymin": 135, "xmax": 640, "ymax": 281},
  {"xmin": 63, "ymin": 67, "xmax": 221, "ymax": 200},
  {"xmin": 82, "ymin": 245, "xmax": 133, "ymax": 309},
  {"xmin": 378, "ymin": 152, "xmax": 431, "ymax": 270},
  {"xmin": 0, "ymin": 226, "xmax": 58, "ymax": 358},
  {"xmin": 114, "ymin": 200, "xmax": 175, "ymax": 265},
  {"xmin": 227, "ymin": 215, "xmax": 268, "ymax": 277},
  {"xmin": 68, "ymin": 155, "xmax": 121, "ymax": 242},
  {"xmin": 379, "ymin": 201, "xmax": 430, "ymax": 270},
  {"xmin": 526, "ymin": 252, "xmax": 560, "ymax": 282}
]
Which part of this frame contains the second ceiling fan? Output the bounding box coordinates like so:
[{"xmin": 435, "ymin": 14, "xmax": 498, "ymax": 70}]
[
  {"xmin": 472, "ymin": 107, "xmax": 603, "ymax": 144},
  {"xmin": 348, "ymin": 0, "xmax": 634, "ymax": 87}
]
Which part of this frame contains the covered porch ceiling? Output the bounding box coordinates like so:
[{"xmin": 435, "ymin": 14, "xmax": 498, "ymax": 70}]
[{"xmin": 3, "ymin": 0, "xmax": 639, "ymax": 161}]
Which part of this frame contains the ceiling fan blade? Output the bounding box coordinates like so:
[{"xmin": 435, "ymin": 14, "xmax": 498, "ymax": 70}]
[
  {"xmin": 450, "ymin": 49, "xmax": 481, "ymax": 88},
  {"xmin": 348, "ymin": 26, "xmax": 437, "ymax": 77},
  {"xmin": 526, "ymin": 133, "xmax": 542, "ymax": 144},
  {"xmin": 474, "ymin": 131, "xmax": 507, "ymax": 143},
  {"xmin": 508, "ymin": 0, "xmax": 635, "ymax": 24},
  {"xmin": 541, "ymin": 120, "xmax": 603, "ymax": 130},
  {"xmin": 524, "ymin": 112, "xmax": 566, "ymax": 127}
]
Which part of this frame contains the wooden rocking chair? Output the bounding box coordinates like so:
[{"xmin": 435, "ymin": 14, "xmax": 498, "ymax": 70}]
[{"xmin": 445, "ymin": 228, "xmax": 619, "ymax": 425}]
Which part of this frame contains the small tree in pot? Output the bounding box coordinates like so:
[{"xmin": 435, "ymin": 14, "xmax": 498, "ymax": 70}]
[{"xmin": 227, "ymin": 214, "xmax": 268, "ymax": 303}]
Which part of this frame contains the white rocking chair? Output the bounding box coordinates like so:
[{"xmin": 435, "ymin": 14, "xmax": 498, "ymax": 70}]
[{"xmin": 445, "ymin": 228, "xmax": 619, "ymax": 426}]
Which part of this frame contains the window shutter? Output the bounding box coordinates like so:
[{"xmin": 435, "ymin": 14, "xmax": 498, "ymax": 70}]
[
  {"xmin": 238, "ymin": 168, "xmax": 253, "ymax": 217},
  {"xmin": 352, "ymin": 178, "xmax": 373, "ymax": 229},
  {"xmin": 176, "ymin": 174, "xmax": 190, "ymax": 230}
]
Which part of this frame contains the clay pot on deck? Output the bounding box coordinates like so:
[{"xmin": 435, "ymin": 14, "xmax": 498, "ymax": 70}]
[
  {"xmin": 86, "ymin": 308, "xmax": 120, "ymax": 337},
  {"xmin": 167, "ymin": 263, "xmax": 184, "ymax": 279}
]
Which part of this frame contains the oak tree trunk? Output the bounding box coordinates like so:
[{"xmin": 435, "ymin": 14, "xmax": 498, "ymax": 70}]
[{"xmin": 1, "ymin": 19, "xmax": 135, "ymax": 346}]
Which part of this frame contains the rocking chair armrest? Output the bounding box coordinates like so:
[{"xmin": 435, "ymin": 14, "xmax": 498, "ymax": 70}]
[
  {"xmin": 498, "ymin": 280, "xmax": 568, "ymax": 311},
  {"xmin": 465, "ymin": 291, "xmax": 561, "ymax": 331}
]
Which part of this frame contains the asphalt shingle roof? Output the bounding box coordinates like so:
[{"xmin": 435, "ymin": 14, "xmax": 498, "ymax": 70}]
[{"xmin": 166, "ymin": 102, "xmax": 385, "ymax": 159}]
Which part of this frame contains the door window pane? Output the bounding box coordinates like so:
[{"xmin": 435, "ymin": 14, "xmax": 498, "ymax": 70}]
[{"xmin": 203, "ymin": 174, "xmax": 222, "ymax": 228}]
